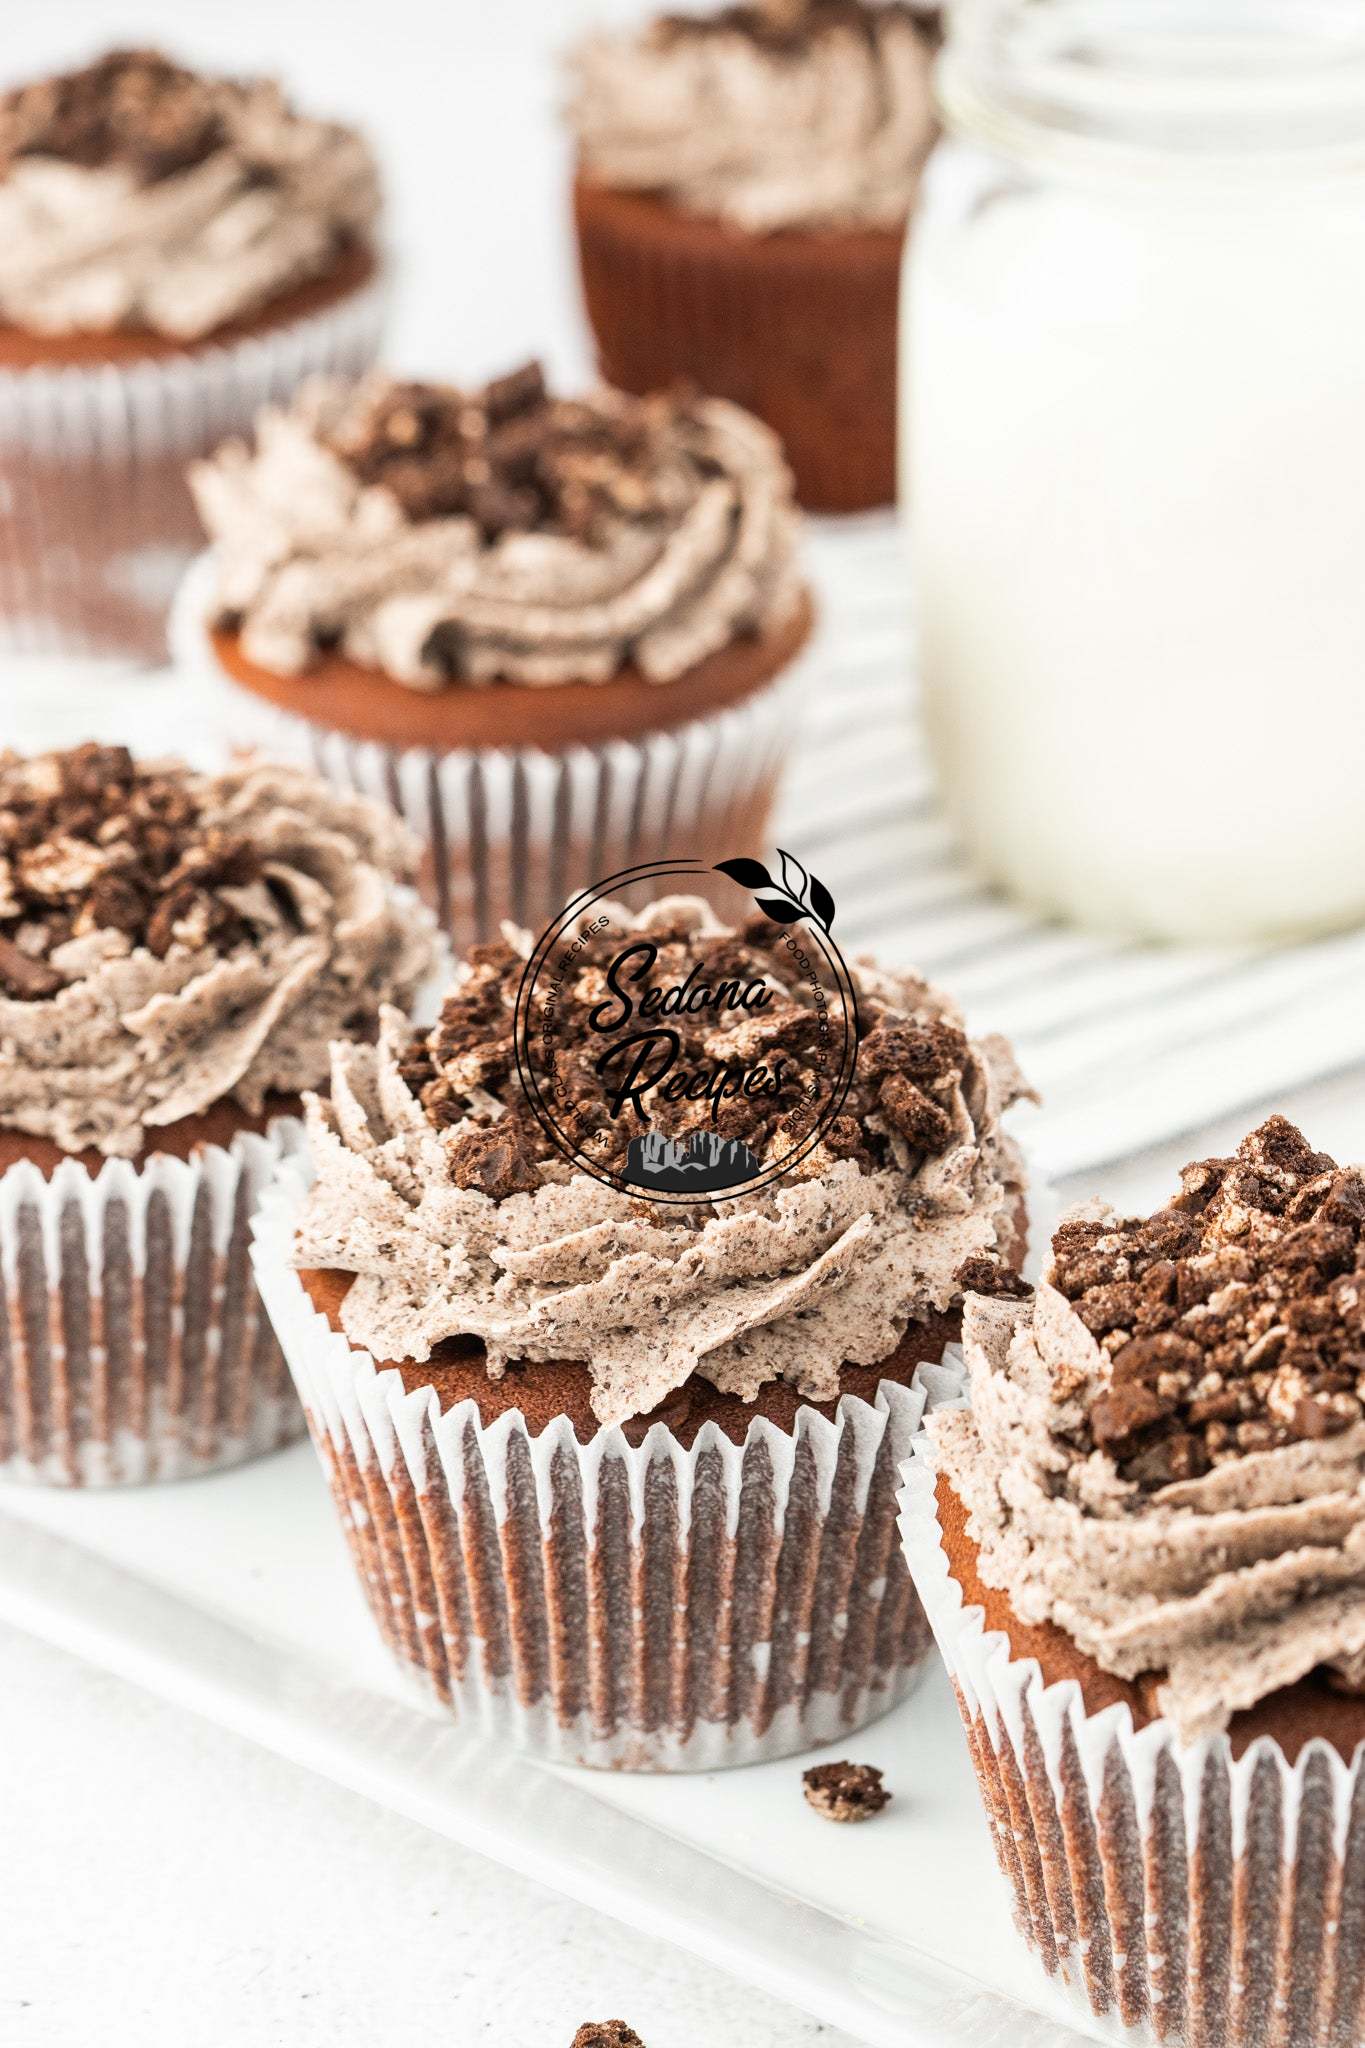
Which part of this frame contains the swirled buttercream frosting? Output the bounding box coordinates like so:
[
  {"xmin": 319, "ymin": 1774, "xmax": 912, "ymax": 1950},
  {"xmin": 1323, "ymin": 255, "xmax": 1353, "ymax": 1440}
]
[
  {"xmin": 0, "ymin": 744, "xmax": 435, "ymax": 1158},
  {"xmin": 567, "ymin": 1, "xmax": 938, "ymax": 233},
  {"xmin": 931, "ymin": 1116, "xmax": 1365, "ymax": 1739},
  {"xmin": 294, "ymin": 896, "xmax": 1031, "ymax": 1428},
  {"xmin": 191, "ymin": 361, "xmax": 804, "ymax": 687},
  {"xmin": 0, "ymin": 49, "xmax": 379, "ymax": 339}
]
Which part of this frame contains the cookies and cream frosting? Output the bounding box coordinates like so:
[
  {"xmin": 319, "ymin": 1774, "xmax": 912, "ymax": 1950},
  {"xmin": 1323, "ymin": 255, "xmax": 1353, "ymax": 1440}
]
[
  {"xmin": 932, "ymin": 1117, "xmax": 1365, "ymax": 1740},
  {"xmin": 191, "ymin": 362, "xmax": 804, "ymax": 688},
  {"xmin": 0, "ymin": 745, "xmax": 434, "ymax": 1158},
  {"xmin": 567, "ymin": 2, "xmax": 938, "ymax": 234},
  {"xmin": 0, "ymin": 49, "xmax": 379, "ymax": 339},
  {"xmin": 294, "ymin": 896, "xmax": 1030, "ymax": 1429}
]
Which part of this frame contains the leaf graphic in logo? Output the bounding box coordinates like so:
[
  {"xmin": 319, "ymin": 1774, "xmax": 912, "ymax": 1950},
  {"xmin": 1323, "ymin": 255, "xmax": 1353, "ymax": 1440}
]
[
  {"xmin": 778, "ymin": 848, "xmax": 809, "ymax": 903},
  {"xmin": 714, "ymin": 857, "xmax": 774, "ymax": 891},
  {"xmin": 809, "ymin": 873, "xmax": 836, "ymax": 933},
  {"xmin": 776, "ymin": 847, "xmax": 836, "ymax": 933},
  {"xmin": 753, "ymin": 895, "xmax": 806, "ymax": 925},
  {"xmin": 715, "ymin": 850, "xmax": 836, "ymax": 932}
]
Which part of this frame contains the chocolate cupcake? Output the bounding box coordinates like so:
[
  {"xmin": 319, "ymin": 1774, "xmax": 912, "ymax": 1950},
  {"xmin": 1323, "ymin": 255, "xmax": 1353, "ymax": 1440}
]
[
  {"xmin": 0, "ymin": 743, "xmax": 434, "ymax": 1486},
  {"xmin": 566, "ymin": 2, "xmax": 939, "ymax": 512},
  {"xmin": 0, "ymin": 48, "xmax": 384, "ymax": 657},
  {"xmin": 251, "ymin": 895, "xmax": 1031, "ymax": 1768},
  {"xmin": 901, "ymin": 1117, "xmax": 1365, "ymax": 2047},
  {"xmin": 179, "ymin": 363, "xmax": 812, "ymax": 950}
]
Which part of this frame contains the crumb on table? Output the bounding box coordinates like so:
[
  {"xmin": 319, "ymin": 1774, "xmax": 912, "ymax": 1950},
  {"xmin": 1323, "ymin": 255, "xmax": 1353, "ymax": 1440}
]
[{"xmin": 802, "ymin": 1759, "xmax": 892, "ymax": 1823}]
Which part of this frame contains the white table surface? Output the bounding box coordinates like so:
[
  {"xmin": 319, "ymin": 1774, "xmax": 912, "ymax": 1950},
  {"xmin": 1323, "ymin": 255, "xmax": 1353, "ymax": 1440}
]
[{"xmin": 5, "ymin": 4, "xmax": 1363, "ymax": 2043}]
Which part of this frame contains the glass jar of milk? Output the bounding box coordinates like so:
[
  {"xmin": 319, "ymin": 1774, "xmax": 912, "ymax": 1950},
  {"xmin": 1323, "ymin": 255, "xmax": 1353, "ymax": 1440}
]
[{"xmin": 904, "ymin": 0, "xmax": 1365, "ymax": 942}]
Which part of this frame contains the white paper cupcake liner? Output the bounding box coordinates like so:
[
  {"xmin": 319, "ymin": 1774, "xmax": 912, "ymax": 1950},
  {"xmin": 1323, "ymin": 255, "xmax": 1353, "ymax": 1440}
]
[
  {"xmin": 171, "ymin": 553, "xmax": 807, "ymax": 952},
  {"xmin": 251, "ymin": 1158, "xmax": 952, "ymax": 1770},
  {"xmin": 0, "ymin": 1118, "xmax": 307, "ymax": 1486},
  {"xmin": 898, "ymin": 1360, "xmax": 1365, "ymax": 2048},
  {"xmin": 0, "ymin": 265, "xmax": 386, "ymax": 660}
]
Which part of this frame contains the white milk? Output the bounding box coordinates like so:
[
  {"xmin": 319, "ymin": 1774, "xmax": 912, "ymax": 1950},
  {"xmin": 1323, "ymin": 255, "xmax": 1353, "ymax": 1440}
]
[{"xmin": 905, "ymin": 122, "xmax": 1365, "ymax": 940}]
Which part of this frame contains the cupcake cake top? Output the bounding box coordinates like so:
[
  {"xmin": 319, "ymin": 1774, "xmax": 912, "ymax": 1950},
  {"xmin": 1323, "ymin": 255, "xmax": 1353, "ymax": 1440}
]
[
  {"xmin": 932, "ymin": 1116, "xmax": 1365, "ymax": 1739},
  {"xmin": 0, "ymin": 744, "xmax": 434, "ymax": 1158},
  {"xmin": 294, "ymin": 896, "xmax": 1030, "ymax": 1428},
  {"xmin": 567, "ymin": 1, "xmax": 938, "ymax": 234},
  {"xmin": 0, "ymin": 48, "xmax": 379, "ymax": 339},
  {"xmin": 191, "ymin": 362, "xmax": 804, "ymax": 688}
]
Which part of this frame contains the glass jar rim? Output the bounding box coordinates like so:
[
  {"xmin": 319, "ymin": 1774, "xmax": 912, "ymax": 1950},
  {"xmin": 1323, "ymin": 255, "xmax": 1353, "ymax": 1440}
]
[{"xmin": 938, "ymin": 0, "xmax": 1365, "ymax": 187}]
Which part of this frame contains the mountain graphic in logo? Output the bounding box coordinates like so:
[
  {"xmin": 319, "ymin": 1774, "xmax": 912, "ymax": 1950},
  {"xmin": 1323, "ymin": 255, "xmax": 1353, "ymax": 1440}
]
[{"xmin": 624, "ymin": 1129, "xmax": 764, "ymax": 1195}]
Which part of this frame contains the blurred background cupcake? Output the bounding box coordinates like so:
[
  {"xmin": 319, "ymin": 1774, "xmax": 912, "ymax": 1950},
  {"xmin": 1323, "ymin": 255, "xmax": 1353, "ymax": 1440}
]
[
  {"xmin": 0, "ymin": 46, "xmax": 384, "ymax": 660},
  {"xmin": 252, "ymin": 894, "xmax": 1032, "ymax": 1767},
  {"xmin": 178, "ymin": 360, "xmax": 813, "ymax": 948},
  {"xmin": 566, "ymin": 0, "xmax": 940, "ymax": 512},
  {"xmin": 0, "ymin": 742, "xmax": 433, "ymax": 1485},
  {"xmin": 901, "ymin": 1116, "xmax": 1365, "ymax": 2046}
]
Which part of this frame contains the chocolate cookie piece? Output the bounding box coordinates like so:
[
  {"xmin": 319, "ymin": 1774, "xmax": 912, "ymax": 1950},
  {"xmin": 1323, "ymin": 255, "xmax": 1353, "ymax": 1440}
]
[
  {"xmin": 802, "ymin": 1759, "xmax": 891, "ymax": 1822},
  {"xmin": 324, "ymin": 360, "xmax": 694, "ymax": 548}
]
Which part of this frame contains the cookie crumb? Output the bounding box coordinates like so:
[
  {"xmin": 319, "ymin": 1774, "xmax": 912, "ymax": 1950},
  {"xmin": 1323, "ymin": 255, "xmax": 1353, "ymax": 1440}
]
[
  {"xmin": 954, "ymin": 1253, "xmax": 1032, "ymax": 1300},
  {"xmin": 802, "ymin": 1759, "xmax": 891, "ymax": 1822},
  {"xmin": 571, "ymin": 2026, "xmax": 645, "ymax": 2048}
]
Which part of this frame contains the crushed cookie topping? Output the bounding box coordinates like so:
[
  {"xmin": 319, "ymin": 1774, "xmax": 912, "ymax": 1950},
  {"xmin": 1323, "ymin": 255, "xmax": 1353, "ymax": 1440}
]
[
  {"xmin": 324, "ymin": 361, "xmax": 717, "ymax": 545},
  {"xmin": 0, "ymin": 50, "xmax": 231, "ymax": 184},
  {"xmin": 399, "ymin": 916, "xmax": 973, "ymax": 1198},
  {"xmin": 802, "ymin": 1759, "xmax": 892, "ymax": 1822},
  {"xmin": 0, "ymin": 744, "xmax": 266, "ymax": 1000},
  {"xmin": 1054, "ymin": 1116, "xmax": 1365, "ymax": 1489},
  {"xmin": 570, "ymin": 2027, "xmax": 646, "ymax": 2048}
]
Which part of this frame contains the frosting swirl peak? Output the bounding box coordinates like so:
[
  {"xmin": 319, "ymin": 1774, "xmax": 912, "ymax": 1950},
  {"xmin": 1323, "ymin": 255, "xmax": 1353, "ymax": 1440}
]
[
  {"xmin": 0, "ymin": 49, "xmax": 379, "ymax": 339},
  {"xmin": 192, "ymin": 364, "xmax": 804, "ymax": 687},
  {"xmin": 568, "ymin": 2, "xmax": 938, "ymax": 233},
  {"xmin": 294, "ymin": 898, "xmax": 1030, "ymax": 1427},
  {"xmin": 931, "ymin": 1117, "xmax": 1365, "ymax": 1739},
  {"xmin": 0, "ymin": 745, "xmax": 435, "ymax": 1158}
]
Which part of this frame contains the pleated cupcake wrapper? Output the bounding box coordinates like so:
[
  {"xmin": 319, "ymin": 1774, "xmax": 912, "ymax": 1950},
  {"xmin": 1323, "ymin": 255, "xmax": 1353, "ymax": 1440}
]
[
  {"xmin": 172, "ymin": 553, "xmax": 806, "ymax": 952},
  {"xmin": 572, "ymin": 178, "xmax": 902, "ymax": 514},
  {"xmin": 0, "ymin": 268, "xmax": 386, "ymax": 660},
  {"xmin": 0, "ymin": 1119, "xmax": 306, "ymax": 1487},
  {"xmin": 897, "ymin": 1361, "xmax": 1365, "ymax": 2048},
  {"xmin": 252, "ymin": 1158, "xmax": 949, "ymax": 1770}
]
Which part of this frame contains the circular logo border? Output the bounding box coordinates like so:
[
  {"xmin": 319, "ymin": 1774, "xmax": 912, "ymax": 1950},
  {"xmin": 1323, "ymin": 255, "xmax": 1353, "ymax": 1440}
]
[{"xmin": 512, "ymin": 857, "xmax": 861, "ymax": 1205}]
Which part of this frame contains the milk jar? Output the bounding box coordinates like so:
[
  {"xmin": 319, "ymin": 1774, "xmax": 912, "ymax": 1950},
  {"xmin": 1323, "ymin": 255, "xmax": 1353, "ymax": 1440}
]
[{"xmin": 904, "ymin": 0, "xmax": 1365, "ymax": 942}]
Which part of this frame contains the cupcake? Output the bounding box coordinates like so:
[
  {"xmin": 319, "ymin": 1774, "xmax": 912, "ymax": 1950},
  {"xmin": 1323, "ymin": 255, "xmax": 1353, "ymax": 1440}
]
[
  {"xmin": 901, "ymin": 1116, "xmax": 1365, "ymax": 2046},
  {"xmin": 0, "ymin": 742, "xmax": 434, "ymax": 1485},
  {"xmin": 0, "ymin": 48, "xmax": 384, "ymax": 658},
  {"xmin": 566, "ymin": 1, "xmax": 939, "ymax": 512},
  {"xmin": 180, "ymin": 363, "xmax": 812, "ymax": 950},
  {"xmin": 251, "ymin": 894, "xmax": 1031, "ymax": 1768}
]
